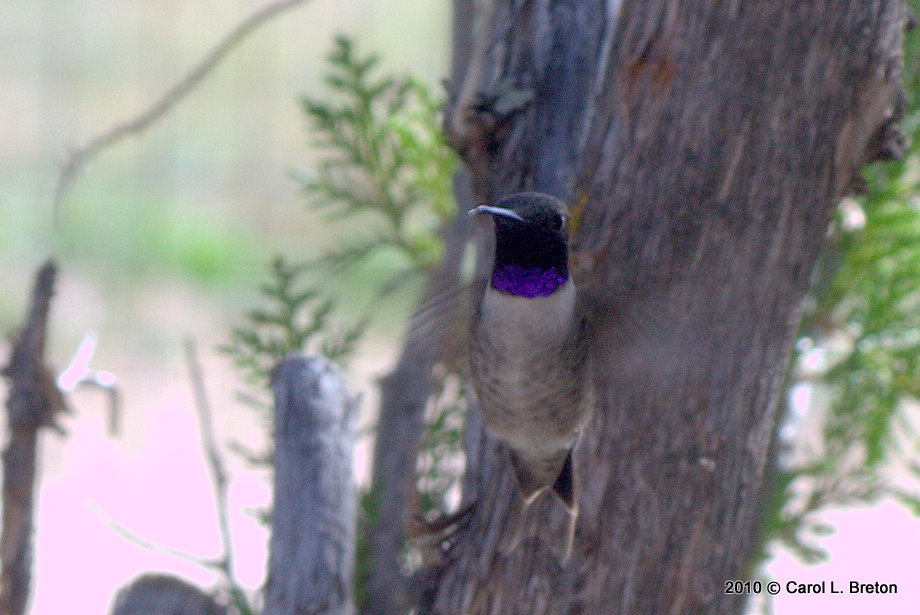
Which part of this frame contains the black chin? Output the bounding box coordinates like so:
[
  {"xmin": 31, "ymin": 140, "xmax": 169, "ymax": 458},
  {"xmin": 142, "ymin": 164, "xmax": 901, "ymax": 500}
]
[{"xmin": 493, "ymin": 221, "xmax": 568, "ymax": 276}]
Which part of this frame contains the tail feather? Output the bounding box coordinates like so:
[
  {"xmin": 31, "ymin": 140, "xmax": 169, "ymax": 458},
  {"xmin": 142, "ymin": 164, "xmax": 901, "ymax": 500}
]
[
  {"xmin": 505, "ymin": 448, "xmax": 578, "ymax": 565},
  {"xmin": 504, "ymin": 447, "xmax": 580, "ymax": 562},
  {"xmin": 507, "ymin": 446, "xmax": 578, "ymax": 513},
  {"xmin": 552, "ymin": 450, "xmax": 578, "ymax": 562},
  {"xmin": 551, "ymin": 450, "xmax": 576, "ymax": 512},
  {"xmin": 507, "ymin": 449, "xmax": 549, "ymax": 505}
]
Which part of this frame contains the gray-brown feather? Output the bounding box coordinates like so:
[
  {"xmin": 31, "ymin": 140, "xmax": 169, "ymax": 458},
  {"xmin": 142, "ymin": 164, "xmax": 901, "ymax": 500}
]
[{"xmin": 470, "ymin": 280, "xmax": 591, "ymax": 494}]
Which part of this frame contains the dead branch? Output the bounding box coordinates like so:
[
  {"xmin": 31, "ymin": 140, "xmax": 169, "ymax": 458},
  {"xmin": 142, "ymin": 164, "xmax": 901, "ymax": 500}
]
[
  {"xmin": 183, "ymin": 337, "xmax": 249, "ymax": 612},
  {"xmin": 1, "ymin": 261, "xmax": 66, "ymax": 615},
  {"xmin": 360, "ymin": 3, "xmax": 480, "ymax": 607},
  {"xmin": 363, "ymin": 176, "xmax": 475, "ymax": 615},
  {"xmin": 57, "ymin": 331, "xmax": 120, "ymax": 435},
  {"xmin": 52, "ymin": 0, "xmax": 313, "ymax": 218},
  {"xmin": 97, "ymin": 514, "xmax": 224, "ymax": 569},
  {"xmin": 92, "ymin": 339, "xmax": 251, "ymax": 612}
]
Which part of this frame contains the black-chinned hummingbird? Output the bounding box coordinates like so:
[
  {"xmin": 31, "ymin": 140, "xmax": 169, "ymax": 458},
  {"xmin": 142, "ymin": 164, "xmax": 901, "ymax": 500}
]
[{"xmin": 468, "ymin": 192, "xmax": 592, "ymax": 525}]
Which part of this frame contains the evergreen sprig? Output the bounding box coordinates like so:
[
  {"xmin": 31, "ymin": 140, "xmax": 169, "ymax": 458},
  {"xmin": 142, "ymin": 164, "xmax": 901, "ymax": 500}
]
[
  {"xmin": 296, "ymin": 35, "xmax": 457, "ymax": 293},
  {"xmin": 223, "ymin": 256, "xmax": 364, "ymax": 387},
  {"xmin": 224, "ymin": 41, "xmax": 464, "ymax": 574}
]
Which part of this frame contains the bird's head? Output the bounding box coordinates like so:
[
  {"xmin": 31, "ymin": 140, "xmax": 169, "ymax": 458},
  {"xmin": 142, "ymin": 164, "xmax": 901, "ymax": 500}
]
[{"xmin": 469, "ymin": 192, "xmax": 570, "ymax": 297}]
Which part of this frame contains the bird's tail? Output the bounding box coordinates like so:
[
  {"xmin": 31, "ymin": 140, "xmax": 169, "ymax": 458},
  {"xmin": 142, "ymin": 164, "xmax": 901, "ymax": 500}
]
[
  {"xmin": 507, "ymin": 447, "xmax": 576, "ymax": 512},
  {"xmin": 506, "ymin": 447, "xmax": 579, "ymax": 561}
]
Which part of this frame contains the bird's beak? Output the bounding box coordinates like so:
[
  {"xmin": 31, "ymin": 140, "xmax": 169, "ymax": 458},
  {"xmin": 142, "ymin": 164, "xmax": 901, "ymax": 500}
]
[{"xmin": 468, "ymin": 205, "xmax": 525, "ymax": 222}]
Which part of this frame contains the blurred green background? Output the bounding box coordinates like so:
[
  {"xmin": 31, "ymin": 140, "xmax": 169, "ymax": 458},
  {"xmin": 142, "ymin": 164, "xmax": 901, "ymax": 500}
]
[
  {"xmin": 1, "ymin": 0, "xmax": 450, "ymax": 323},
  {"xmin": 0, "ymin": 2, "xmax": 449, "ymax": 613}
]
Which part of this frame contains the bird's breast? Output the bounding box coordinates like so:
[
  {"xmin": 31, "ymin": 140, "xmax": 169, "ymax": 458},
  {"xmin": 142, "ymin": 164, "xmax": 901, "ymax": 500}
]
[
  {"xmin": 478, "ymin": 280, "xmax": 577, "ymax": 351},
  {"xmin": 471, "ymin": 280, "xmax": 588, "ymax": 449}
]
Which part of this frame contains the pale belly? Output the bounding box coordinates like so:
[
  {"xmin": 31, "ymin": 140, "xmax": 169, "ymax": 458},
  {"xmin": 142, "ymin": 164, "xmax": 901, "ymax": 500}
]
[{"xmin": 471, "ymin": 282, "xmax": 589, "ymax": 451}]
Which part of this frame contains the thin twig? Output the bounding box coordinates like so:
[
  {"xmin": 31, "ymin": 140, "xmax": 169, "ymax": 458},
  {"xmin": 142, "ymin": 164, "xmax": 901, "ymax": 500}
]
[
  {"xmin": 183, "ymin": 338, "xmax": 250, "ymax": 613},
  {"xmin": 52, "ymin": 0, "xmax": 312, "ymax": 218},
  {"xmin": 95, "ymin": 508, "xmax": 224, "ymax": 570},
  {"xmin": 99, "ymin": 338, "xmax": 252, "ymax": 612}
]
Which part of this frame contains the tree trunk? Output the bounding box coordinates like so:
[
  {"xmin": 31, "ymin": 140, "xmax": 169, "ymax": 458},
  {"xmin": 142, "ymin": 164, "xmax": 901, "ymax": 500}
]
[
  {"xmin": 363, "ymin": 189, "xmax": 475, "ymax": 614},
  {"xmin": 428, "ymin": 1, "xmax": 908, "ymax": 613}
]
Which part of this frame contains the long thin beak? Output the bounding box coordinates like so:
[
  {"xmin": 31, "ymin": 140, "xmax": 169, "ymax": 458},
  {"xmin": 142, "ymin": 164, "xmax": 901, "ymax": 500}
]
[{"xmin": 467, "ymin": 205, "xmax": 525, "ymax": 222}]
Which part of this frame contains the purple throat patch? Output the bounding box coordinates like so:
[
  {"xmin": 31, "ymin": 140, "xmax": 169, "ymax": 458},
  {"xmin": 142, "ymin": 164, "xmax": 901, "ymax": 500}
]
[{"xmin": 491, "ymin": 264, "xmax": 567, "ymax": 298}]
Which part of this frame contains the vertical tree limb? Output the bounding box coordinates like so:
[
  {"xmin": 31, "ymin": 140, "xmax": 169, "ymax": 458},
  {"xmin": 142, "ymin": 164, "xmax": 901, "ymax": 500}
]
[
  {"xmin": 363, "ymin": 200, "xmax": 473, "ymax": 615},
  {"xmin": 1, "ymin": 261, "xmax": 65, "ymax": 615},
  {"xmin": 264, "ymin": 355, "xmax": 357, "ymax": 615}
]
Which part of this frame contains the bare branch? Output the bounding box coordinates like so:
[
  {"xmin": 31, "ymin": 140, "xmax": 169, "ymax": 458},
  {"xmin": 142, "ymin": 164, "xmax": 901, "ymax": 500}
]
[
  {"xmin": 184, "ymin": 339, "xmax": 233, "ymax": 567},
  {"xmin": 57, "ymin": 331, "xmax": 121, "ymax": 435},
  {"xmin": 96, "ymin": 510, "xmax": 224, "ymax": 570},
  {"xmin": 184, "ymin": 337, "xmax": 252, "ymax": 614},
  {"xmin": 52, "ymin": 0, "xmax": 313, "ymax": 218},
  {"xmin": 92, "ymin": 339, "xmax": 252, "ymax": 612},
  {"xmin": 363, "ymin": 185, "xmax": 474, "ymax": 615}
]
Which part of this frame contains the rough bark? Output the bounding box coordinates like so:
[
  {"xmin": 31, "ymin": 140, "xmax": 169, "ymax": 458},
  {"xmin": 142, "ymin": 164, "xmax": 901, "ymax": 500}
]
[
  {"xmin": 1, "ymin": 261, "xmax": 68, "ymax": 615},
  {"xmin": 264, "ymin": 355, "xmax": 357, "ymax": 615},
  {"xmin": 108, "ymin": 574, "xmax": 226, "ymax": 615},
  {"xmin": 428, "ymin": 1, "xmax": 908, "ymax": 614}
]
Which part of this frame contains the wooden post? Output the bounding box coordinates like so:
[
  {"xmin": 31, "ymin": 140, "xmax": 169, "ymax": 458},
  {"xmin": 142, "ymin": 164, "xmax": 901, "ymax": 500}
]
[{"xmin": 264, "ymin": 355, "xmax": 357, "ymax": 615}]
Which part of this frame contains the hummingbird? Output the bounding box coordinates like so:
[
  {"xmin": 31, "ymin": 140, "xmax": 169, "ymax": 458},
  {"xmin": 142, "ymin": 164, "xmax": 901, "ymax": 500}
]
[{"xmin": 468, "ymin": 192, "xmax": 592, "ymax": 522}]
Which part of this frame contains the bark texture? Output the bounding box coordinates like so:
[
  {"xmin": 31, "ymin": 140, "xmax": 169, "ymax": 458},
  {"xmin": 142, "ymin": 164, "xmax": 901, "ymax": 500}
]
[
  {"xmin": 428, "ymin": 1, "xmax": 908, "ymax": 613},
  {"xmin": 265, "ymin": 355, "xmax": 357, "ymax": 615}
]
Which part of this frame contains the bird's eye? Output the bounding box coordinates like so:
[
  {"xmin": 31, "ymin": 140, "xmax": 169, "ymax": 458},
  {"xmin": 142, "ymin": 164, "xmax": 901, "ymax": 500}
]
[{"xmin": 555, "ymin": 213, "xmax": 566, "ymax": 231}]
